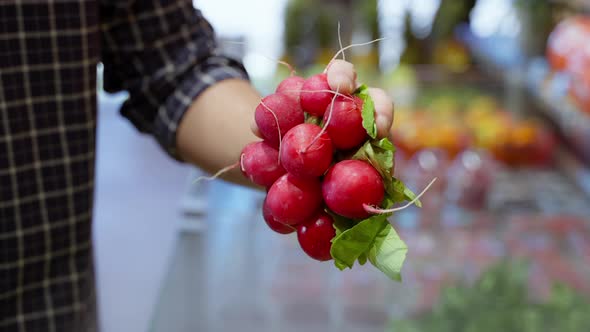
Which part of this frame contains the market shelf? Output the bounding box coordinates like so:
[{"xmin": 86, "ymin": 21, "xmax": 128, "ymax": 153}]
[{"xmin": 464, "ymin": 31, "xmax": 590, "ymax": 199}]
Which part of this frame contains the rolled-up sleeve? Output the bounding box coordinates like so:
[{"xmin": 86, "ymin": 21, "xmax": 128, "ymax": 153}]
[{"xmin": 100, "ymin": 0, "xmax": 249, "ymax": 158}]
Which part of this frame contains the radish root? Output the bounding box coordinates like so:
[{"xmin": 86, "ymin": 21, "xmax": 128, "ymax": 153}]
[
  {"xmin": 220, "ymin": 41, "xmax": 297, "ymax": 75},
  {"xmin": 363, "ymin": 178, "xmax": 438, "ymax": 214},
  {"xmin": 337, "ymin": 21, "xmax": 345, "ymax": 61},
  {"xmin": 284, "ymin": 89, "xmax": 354, "ymax": 101},
  {"xmin": 259, "ymin": 100, "xmax": 282, "ymax": 162},
  {"xmin": 302, "ymin": 85, "xmax": 340, "ymax": 154},
  {"xmin": 239, "ymin": 153, "xmax": 246, "ymax": 173},
  {"xmin": 193, "ymin": 162, "xmax": 240, "ymax": 184},
  {"xmin": 324, "ymin": 37, "xmax": 390, "ymax": 73},
  {"xmin": 277, "ymin": 59, "xmax": 296, "ymax": 76},
  {"xmin": 252, "ymin": 54, "xmax": 296, "ymax": 76}
]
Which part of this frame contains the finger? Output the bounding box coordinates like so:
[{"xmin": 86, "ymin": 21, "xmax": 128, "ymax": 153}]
[
  {"xmin": 326, "ymin": 59, "xmax": 356, "ymax": 94},
  {"xmin": 250, "ymin": 118, "xmax": 263, "ymax": 138},
  {"xmin": 368, "ymin": 87, "xmax": 394, "ymax": 139}
]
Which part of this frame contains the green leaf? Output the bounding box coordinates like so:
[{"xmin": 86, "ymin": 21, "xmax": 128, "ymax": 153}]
[
  {"xmin": 368, "ymin": 224, "xmax": 408, "ymax": 282},
  {"xmin": 330, "ymin": 212, "xmax": 356, "ymax": 238},
  {"xmin": 382, "ymin": 195, "xmax": 396, "ymax": 210},
  {"xmin": 403, "ymin": 186, "xmax": 421, "ymax": 207},
  {"xmin": 371, "ymin": 139, "xmax": 395, "ymax": 178},
  {"xmin": 373, "ymin": 137, "xmax": 395, "ymax": 151},
  {"xmin": 358, "ymin": 253, "xmax": 368, "ymax": 266},
  {"xmin": 392, "ymin": 179, "xmax": 422, "ymax": 207},
  {"xmin": 330, "ymin": 215, "xmax": 389, "ymax": 269},
  {"xmin": 334, "ymin": 260, "xmax": 348, "ymax": 271},
  {"xmin": 352, "ymin": 138, "xmax": 421, "ymax": 208},
  {"xmin": 388, "ymin": 179, "xmax": 422, "ymax": 208},
  {"xmin": 354, "ymin": 84, "xmax": 377, "ymax": 139},
  {"xmin": 352, "ymin": 140, "xmax": 373, "ymax": 162},
  {"xmin": 352, "ymin": 138, "xmax": 395, "ymax": 182},
  {"xmin": 305, "ymin": 114, "xmax": 321, "ymax": 126},
  {"xmin": 382, "ymin": 176, "xmax": 401, "ymax": 209}
]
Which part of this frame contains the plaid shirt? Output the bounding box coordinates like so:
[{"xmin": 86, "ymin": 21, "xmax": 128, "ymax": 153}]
[{"xmin": 0, "ymin": 1, "xmax": 248, "ymax": 331}]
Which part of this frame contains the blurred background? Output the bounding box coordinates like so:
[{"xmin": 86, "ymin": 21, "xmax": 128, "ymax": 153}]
[{"xmin": 94, "ymin": 0, "xmax": 590, "ymax": 331}]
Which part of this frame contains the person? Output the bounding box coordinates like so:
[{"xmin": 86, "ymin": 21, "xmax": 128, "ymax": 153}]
[{"xmin": 0, "ymin": 1, "xmax": 394, "ymax": 331}]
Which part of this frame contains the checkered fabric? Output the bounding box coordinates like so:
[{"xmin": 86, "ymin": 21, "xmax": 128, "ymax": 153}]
[{"xmin": 0, "ymin": 1, "xmax": 248, "ymax": 331}]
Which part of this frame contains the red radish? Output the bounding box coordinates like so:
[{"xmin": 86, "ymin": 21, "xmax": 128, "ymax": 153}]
[
  {"xmin": 280, "ymin": 123, "xmax": 333, "ymax": 178},
  {"xmin": 276, "ymin": 76, "xmax": 305, "ymax": 104},
  {"xmin": 322, "ymin": 160, "xmax": 384, "ymax": 219},
  {"xmin": 300, "ymin": 73, "xmax": 333, "ymax": 116},
  {"xmin": 266, "ymin": 173, "xmax": 323, "ymax": 225},
  {"xmin": 240, "ymin": 141, "xmax": 286, "ymax": 188},
  {"xmin": 297, "ymin": 212, "xmax": 336, "ymax": 261},
  {"xmin": 322, "ymin": 95, "xmax": 367, "ymax": 150},
  {"xmin": 262, "ymin": 198, "xmax": 295, "ymax": 234},
  {"xmin": 255, "ymin": 93, "xmax": 304, "ymax": 148}
]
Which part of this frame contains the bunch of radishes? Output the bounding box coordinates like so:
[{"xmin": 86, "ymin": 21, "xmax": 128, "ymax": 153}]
[{"xmin": 239, "ymin": 64, "xmax": 428, "ymax": 279}]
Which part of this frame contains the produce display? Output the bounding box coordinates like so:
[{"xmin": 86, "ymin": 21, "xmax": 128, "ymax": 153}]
[
  {"xmin": 392, "ymin": 90, "xmax": 557, "ymax": 167},
  {"xmin": 391, "ymin": 260, "xmax": 590, "ymax": 332},
  {"xmin": 240, "ymin": 61, "xmax": 425, "ymax": 281}
]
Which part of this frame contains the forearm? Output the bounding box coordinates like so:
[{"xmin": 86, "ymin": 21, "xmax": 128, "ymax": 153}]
[{"xmin": 176, "ymin": 79, "xmax": 261, "ymax": 186}]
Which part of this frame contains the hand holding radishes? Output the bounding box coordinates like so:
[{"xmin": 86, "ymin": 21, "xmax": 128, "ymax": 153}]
[{"xmin": 239, "ymin": 58, "xmax": 434, "ymax": 281}]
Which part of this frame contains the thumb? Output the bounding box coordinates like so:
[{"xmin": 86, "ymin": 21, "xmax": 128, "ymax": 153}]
[{"xmin": 326, "ymin": 59, "xmax": 357, "ymax": 94}]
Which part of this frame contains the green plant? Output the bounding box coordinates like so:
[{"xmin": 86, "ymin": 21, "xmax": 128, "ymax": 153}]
[{"xmin": 391, "ymin": 260, "xmax": 590, "ymax": 332}]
